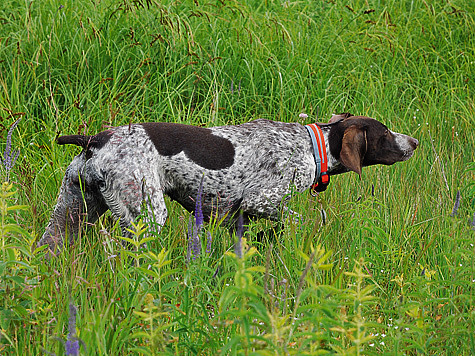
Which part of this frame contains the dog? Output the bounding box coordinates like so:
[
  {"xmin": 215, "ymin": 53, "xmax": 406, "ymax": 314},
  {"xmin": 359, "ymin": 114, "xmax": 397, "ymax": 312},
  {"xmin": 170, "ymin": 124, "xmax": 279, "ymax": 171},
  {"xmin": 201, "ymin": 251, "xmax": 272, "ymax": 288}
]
[{"xmin": 39, "ymin": 113, "xmax": 418, "ymax": 254}]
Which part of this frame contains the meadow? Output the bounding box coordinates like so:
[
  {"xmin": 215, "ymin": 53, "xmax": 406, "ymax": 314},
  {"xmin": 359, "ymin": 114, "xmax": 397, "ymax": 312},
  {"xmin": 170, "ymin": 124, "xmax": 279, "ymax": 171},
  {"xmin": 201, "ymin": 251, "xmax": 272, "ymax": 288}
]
[{"xmin": 0, "ymin": 0, "xmax": 474, "ymax": 354}]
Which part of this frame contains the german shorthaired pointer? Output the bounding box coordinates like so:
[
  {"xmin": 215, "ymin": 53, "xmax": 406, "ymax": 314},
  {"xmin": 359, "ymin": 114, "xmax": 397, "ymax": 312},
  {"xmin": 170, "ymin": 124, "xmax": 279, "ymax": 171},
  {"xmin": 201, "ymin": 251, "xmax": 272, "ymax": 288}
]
[{"xmin": 39, "ymin": 114, "xmax": 418, "ymax": 254}]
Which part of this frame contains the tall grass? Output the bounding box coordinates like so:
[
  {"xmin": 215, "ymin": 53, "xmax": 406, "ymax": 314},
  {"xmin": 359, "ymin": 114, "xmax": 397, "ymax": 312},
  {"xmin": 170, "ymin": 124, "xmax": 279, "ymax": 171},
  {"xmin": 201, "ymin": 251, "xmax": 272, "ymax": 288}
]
[{"xmin": 1, "ymin": 0, "xmax": 474, "ymax": 354}]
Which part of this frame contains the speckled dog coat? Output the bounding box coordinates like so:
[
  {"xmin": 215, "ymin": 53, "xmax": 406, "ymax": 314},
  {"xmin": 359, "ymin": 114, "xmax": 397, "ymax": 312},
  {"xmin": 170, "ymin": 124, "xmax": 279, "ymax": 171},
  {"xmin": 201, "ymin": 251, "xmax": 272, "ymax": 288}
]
[{"xmin": 39, "ymin": 115, "xmax": 419, "ymax": 254}]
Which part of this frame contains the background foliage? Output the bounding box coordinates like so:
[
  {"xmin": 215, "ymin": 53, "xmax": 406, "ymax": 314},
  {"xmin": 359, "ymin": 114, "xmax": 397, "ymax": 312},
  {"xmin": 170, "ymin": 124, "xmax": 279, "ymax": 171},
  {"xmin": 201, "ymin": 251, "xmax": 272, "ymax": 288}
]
[{"xmin": 0, "ymin": 0, "xmax": 474, "ymax": 354}]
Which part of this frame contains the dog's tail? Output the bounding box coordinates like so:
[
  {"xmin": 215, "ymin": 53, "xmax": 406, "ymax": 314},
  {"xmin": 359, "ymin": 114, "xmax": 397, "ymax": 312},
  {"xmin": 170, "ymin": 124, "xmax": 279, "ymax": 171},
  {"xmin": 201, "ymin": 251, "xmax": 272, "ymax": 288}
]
[
  {"xmin": 56, "ymin": 135, "xmax": 92, "ymax": 149},
  {"xmin": 56, "ymin": 130, "xmax": 113, "ymax": 150}
]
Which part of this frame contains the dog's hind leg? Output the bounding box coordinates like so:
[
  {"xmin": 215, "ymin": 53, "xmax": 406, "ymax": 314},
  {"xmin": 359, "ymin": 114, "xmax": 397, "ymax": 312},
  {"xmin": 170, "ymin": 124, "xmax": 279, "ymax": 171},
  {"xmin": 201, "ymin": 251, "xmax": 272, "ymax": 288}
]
[
  {"xmin": 100, "ymin": 166, "xmax": 168, "ymax": 240},
  {"xmin": 39, "ymin": 153, "xmax": 109, "ymax": 255}
]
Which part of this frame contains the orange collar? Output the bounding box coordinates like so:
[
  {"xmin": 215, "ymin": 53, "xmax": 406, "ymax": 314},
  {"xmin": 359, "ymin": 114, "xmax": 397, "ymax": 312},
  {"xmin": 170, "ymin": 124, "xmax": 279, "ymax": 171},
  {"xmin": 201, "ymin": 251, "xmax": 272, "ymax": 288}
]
[{"xmin": 305, "ymin": 124, "xmax": 330, "ymax": 192}]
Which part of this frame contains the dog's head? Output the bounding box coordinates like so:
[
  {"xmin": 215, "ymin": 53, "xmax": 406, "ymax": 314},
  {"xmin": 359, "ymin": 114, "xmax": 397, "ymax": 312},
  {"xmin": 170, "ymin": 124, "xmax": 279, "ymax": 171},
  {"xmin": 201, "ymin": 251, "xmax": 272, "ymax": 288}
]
[{"xmin": 328, "ymin": 114, "xmax": 419, "ymax": 177}]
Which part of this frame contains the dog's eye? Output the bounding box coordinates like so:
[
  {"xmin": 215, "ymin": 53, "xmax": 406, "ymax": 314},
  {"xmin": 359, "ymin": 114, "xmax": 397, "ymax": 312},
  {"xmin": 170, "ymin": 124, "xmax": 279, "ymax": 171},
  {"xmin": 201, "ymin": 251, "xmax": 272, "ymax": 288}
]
[{"xmin": 384, "ymin": 129, "xmax": 390, "ymax": 136}]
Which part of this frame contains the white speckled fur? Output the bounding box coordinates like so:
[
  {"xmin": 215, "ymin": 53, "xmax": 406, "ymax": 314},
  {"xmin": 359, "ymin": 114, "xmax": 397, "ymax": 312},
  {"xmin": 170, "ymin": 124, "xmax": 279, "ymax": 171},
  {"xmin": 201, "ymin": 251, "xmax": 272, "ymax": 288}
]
[{"xmin": 39, "ymin": 117, "xmax": 418, "ymax": 254}]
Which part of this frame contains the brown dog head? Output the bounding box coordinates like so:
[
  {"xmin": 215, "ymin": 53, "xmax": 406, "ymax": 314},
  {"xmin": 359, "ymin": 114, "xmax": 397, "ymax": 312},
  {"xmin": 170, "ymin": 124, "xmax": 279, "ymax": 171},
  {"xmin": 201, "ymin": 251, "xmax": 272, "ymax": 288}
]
[{"xmin": 328, "ymin": 115, "xmax": 419, "ymax": 177}]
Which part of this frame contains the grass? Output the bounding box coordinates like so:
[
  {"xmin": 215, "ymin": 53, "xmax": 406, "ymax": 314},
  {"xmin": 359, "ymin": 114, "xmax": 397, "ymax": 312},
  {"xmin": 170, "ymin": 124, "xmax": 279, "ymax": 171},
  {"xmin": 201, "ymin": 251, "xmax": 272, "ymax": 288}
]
[{"xmin": 1, "ymin": 0, "xmax": 474, "ymax": 354}]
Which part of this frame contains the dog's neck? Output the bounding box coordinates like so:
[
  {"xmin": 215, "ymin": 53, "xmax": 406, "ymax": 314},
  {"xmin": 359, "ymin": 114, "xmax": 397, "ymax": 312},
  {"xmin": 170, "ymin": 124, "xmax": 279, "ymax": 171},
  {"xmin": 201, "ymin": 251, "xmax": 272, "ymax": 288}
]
[
  {"xmin": 305, "ymin": 123, "xmax": 349, "ymax": 192},
  {"xmin": 318, "ymin": 125, "xmax": 347, "ymax": 176}
]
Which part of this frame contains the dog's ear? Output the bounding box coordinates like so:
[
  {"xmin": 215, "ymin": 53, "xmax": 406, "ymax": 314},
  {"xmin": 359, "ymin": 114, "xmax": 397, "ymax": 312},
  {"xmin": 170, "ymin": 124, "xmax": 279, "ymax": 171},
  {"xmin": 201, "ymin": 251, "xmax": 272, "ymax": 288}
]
[
  {"xmin": 340, "ymin": 125, "xmax": 367, "ymax": 178},
  {"xmin": 329, "ymin": 112, "xmax": 353, "ymax": 123}
]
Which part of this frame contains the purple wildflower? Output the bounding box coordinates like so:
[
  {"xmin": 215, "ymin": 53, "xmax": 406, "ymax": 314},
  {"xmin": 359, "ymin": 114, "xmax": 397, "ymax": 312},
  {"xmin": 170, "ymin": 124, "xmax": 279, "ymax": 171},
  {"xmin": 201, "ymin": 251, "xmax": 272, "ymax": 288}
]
[
  {"xmin": 65, "ymin": 303, "xmax": 80, "ymax": 356},
  {"xmin": 299, "ymin": 113, "xmax": 308, "ymax": 119},
  {"xmin": 212, "ymin": 265, "xmax": 220, "ymax": 278},
  {"xmin": 1, "ymin": 118, "xmax": 21, "ymax": 180},
  {"xmin": 191, "ymin": 226, "xmax": 201, "ymax": 260},
  {"xmin": 450, "ymin": 190, "xmax": 461, "ymax": 217},
  {"xmin": 234, "ymin": 212, "xmax": 244, "ymax": 259},
  {"xmin": 195, "ymin": 175, "xmax": 204, "ymax": 230},
  {"xmin": 186, "ymin": 175, "xmax": 209, "ymax": 261},
  {"xmin": 206, "ymin": 231, "xmax": 212, "ymax": 254},
  {"xmin": 470, "ymin": 212, "xmax": 475, "ymax": 230},
  {"xmin": 186, "ymin": 216, "xmax": 200, "ymax": 262}
]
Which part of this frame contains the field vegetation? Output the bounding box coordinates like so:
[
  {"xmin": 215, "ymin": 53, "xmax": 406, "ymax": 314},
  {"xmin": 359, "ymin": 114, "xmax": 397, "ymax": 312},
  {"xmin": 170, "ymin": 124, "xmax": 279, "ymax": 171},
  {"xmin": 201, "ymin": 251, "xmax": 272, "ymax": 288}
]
[{"xmin": 0, "ymin": 0, "xmax": 474, "ymax": 354}]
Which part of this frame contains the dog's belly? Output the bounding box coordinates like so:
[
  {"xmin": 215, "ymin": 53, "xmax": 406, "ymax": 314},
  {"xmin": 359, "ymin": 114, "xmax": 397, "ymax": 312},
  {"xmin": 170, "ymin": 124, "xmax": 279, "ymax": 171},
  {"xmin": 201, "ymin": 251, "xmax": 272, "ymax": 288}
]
[
  {"xmin": 160, "ymin": 152, "xmax": 246, "ymax": 218},
  {"xmin": 159, "ymin": 143, "xmax": 313, "ymax": 221}
]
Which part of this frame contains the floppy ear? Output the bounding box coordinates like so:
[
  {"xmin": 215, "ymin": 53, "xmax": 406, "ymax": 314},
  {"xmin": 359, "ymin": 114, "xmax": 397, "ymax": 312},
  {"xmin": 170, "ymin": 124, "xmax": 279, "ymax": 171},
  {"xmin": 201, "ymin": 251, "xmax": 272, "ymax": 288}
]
[
  {"xmin": 329, "ymin": 112, "xmax": 353, "ymax": 123},
  {"xmin": 339, "ymin": 125, "xmax": 367, "ymax": 178}
]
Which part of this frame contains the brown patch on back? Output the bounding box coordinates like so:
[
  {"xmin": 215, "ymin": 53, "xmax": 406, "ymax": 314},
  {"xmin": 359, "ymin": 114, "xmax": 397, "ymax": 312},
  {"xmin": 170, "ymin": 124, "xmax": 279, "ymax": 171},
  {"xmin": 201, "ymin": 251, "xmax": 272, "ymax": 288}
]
[{"xmin": 141, "ymin": 122, "xmax": 235, "ymax": 170}]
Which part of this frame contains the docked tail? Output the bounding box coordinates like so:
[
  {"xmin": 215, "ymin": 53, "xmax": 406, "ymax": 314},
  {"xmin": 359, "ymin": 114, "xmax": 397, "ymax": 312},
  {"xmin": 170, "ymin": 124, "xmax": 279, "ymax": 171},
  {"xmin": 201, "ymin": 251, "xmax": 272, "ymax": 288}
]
[{"xmin": 56, "ymin": 135, "xmax": 92, "ymax": 149}]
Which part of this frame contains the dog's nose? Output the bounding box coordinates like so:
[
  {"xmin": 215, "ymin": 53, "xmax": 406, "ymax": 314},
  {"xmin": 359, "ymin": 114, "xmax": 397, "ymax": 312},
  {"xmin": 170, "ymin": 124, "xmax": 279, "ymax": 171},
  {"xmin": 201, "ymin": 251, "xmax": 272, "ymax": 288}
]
[{"xmin": 410, "ymin": 137, "xmax": 419, "ymax": 149}]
